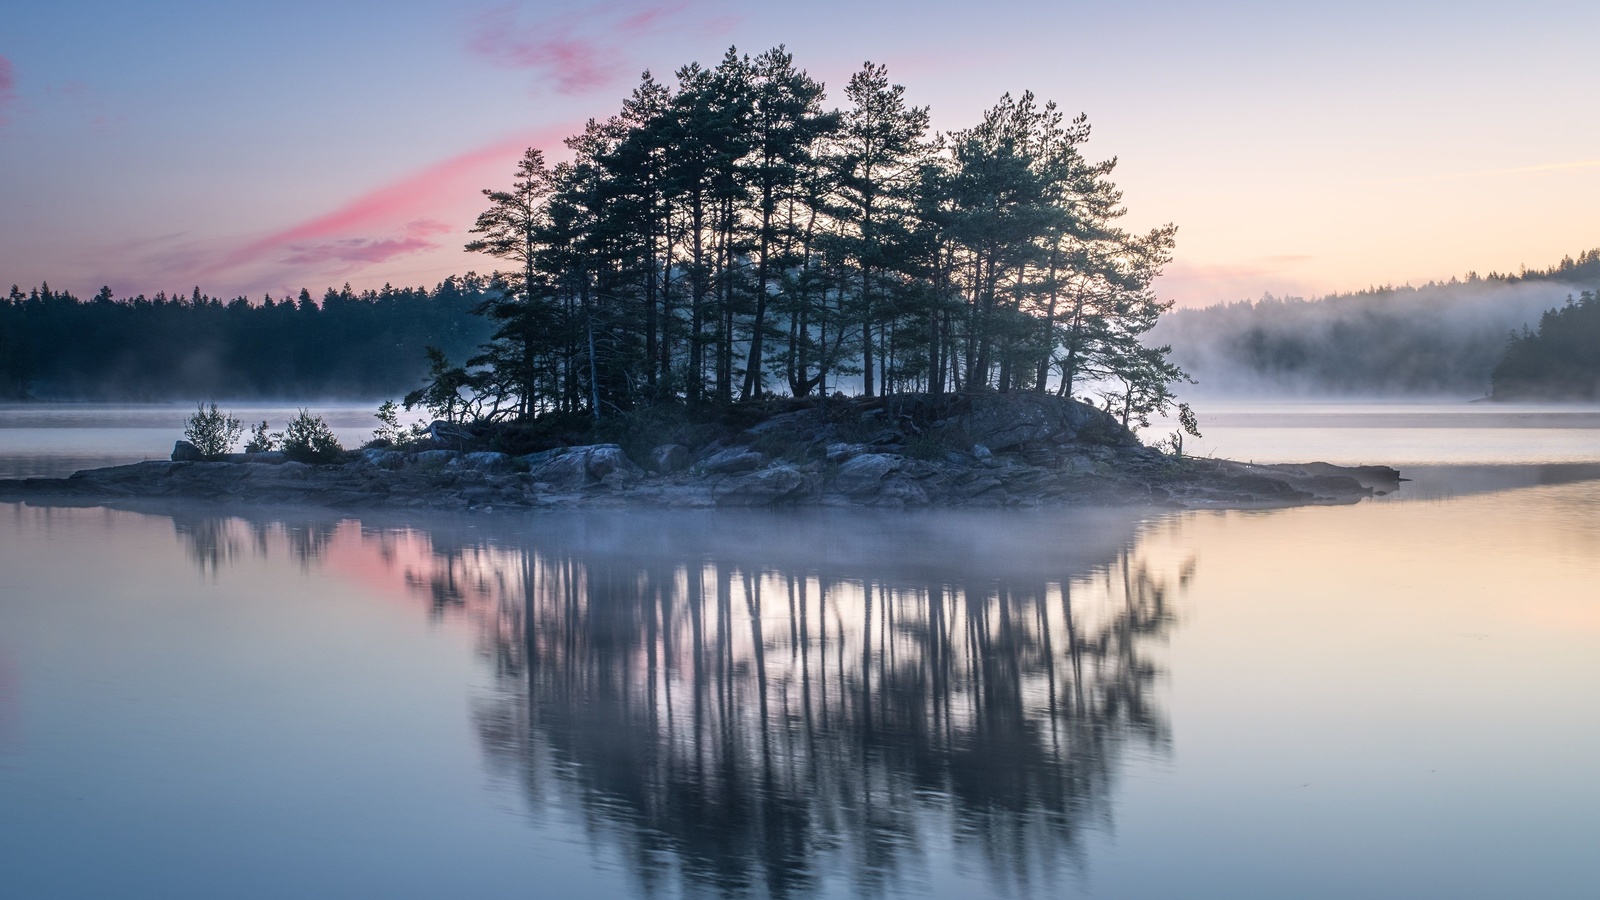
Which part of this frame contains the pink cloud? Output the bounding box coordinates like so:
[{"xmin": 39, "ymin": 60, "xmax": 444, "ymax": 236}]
[
  {"xmin": 280, "ymin": 220, "xmax": 451, "ymax": 266},
  {"xmin": 618, "ymin": 2, "xmax": 694, "ymax": 35},
  {"xmin": 468, "ymin": 2, "xmax": 729, "ymax": 95},
  {"xmin": 202, "ymin": 131, "xmax": 568, "ymax": 283},
  {"xmin": 72, "ymin": 129, "xmax": 581, "ymax": 300},
  {"xmin": 281, "ymin": 237, "xmax": 435, "ymax": 266}
]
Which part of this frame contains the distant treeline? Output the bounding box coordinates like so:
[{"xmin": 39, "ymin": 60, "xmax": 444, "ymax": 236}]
[
  {"xmin": 1151, "ymin": 250, "xmax": 1600, "ymax": 396},
  {"xmin": 0, "ymin": 278, "xmax": 493, "ymax": 400},
  {"xmin": 1492, "ymin": 289, "xmax": 1600, "ymax": 400}
]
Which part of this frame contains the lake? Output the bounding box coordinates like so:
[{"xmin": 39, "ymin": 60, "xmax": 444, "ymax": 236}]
[{"xmin": 1, "ymin": 402, "xmax": 1596, "ymax": 898}]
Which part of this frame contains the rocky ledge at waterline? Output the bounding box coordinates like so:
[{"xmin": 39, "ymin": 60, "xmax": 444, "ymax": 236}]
[{"xmin": 0, "ymin": 393, "xmax": 1399, "ymax": 510}]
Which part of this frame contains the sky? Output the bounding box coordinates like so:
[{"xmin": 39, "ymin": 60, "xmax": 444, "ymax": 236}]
[{"xmin": 1, "ymin": 0, "xmax": 1597, "ymax": 307}]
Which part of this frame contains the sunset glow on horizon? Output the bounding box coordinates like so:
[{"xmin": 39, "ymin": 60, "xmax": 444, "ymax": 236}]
[{"xmin": 2, "ymin": 0, "xmax": 1596, "ymax": 307}]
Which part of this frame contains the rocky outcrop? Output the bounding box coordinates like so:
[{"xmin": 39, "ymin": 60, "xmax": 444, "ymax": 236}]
[
  {"xmin": 528, "ymin": 444, "xmax": 642, "ymax": 489},
  {"xmin": 698, "ymin": 447, "xmax": 767, "ymax": 475},
  {"xmin": 712, "ymin": 465, "xmax": 817, "ymax": 507},
  {"xmin": 959, "ymin": 392, "xmax": 1135, "ymax": 451},
  {"xmin": 0, "ymin": 393, "xmax": 1401, "ymax": 512},
  {"xmin": 650, "ymin": 444, "xmax": 692, "ymax": 474}
]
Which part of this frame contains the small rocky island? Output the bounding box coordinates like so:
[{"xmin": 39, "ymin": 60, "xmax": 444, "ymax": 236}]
[{"xmin": 0, "ymin": 393, "xmax": 1397, "ymax": 511}]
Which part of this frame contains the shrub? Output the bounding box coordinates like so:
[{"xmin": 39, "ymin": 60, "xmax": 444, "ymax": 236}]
[
  {"xmin": 280, "ymin": 409, "xmax": 345, "ymax": 463},
  {"xmin": 183, "ymin": 402, "xmax": 242, "ymax": 460},
  {"xmin": 371, "ymin": 399, "xmax": 428, "ymax": 448},
  {"xmin": 244, "ymin": 421, "xmax": 279, "ymax": 453}
]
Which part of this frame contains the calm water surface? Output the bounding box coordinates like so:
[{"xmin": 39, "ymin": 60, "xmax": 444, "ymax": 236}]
[{"xmin": 0, "ymin": 403, "xmax": 1597, "ymax": 898}]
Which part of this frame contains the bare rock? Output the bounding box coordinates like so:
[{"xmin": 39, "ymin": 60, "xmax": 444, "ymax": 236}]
[
  {"xmin": 650, "ymin": 444, "xmax": 692, "ymax": 473},
  {"xmin": 458, "ymin": 451, "xmax": 515, "ymax": 474},
  {"xmin": 834, "ymin": 453, "xmax": 902, "ymax": 495},
  {"xmin": 826, "ymin": 442, "xmax": 871, "ymax": 462},
  {"xmin": 171, "ymin": 440, "xmax": 203, "ymax": 462},
  {"xmin": 518, "ymin": 448, "xmax": 565, "ymax": 469},
  {"xmin": 700, "ymin": 447, "xmax": 766, "ymax": 475},
  {"xmin": 533, "ymin": 450, "xmax": 592, "ymax": 489},
  {"xmin": 360, "ymin": 449, "xmax": 405, "ymax": 469},
  {"xmin": 960, "ymin": 393, "xmax": 1135, "ymax": 451},
  {"xmin": 586, "ymin": 445, "xmax": 641, "ymax": 480},
  {"xmin": 871, "ymin": 475, "xmax": 930, "ymax": 508},
  {"xmin": 714, "ymin": 465, "xmax": 815, "ymax": 507},
  {"xmin": 528, "ymin": 444, "xmax": 642, "ymax": 489}
]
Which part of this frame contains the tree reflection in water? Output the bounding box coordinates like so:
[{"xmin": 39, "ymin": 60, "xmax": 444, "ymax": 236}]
[
  {"xmin": 172, "ymin": 512, "xmax": 340, "ymax": 576},
  {"xmin": 464, "ymin": 513, "xmax": 1185, "ymax": 898},
  {"xmin": 164, "ymin": 508, "xmax": 1189, "ymax": 897}
]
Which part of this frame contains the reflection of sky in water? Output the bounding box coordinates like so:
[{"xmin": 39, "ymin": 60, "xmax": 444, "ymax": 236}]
[
  {"xmin": 0, "ymin": 485, "xmax": 1596, "ymax": 898},
  {"xmin": 1194, "ymin": 426, "xmax": 1600, "ymax": 466},
  {"xmin": 1153, "ymin": 402, "xmax": 1600, "ymax": 466}
]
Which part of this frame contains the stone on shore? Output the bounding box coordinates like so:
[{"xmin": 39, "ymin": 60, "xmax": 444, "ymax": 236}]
[
  {"xmin": 0, "ymin": 393, "xmax": 1402, "ymax": 513},
  {"xmin": 650, "ymin": 444, "xmax": 692, "ymax": 474},
  {"xmin": 712, "ymin": 464, "xmax": 816, "ymax": 507},
  {"xmin": 699, "ymin": 447, "xmax": 766, "ymax": 475}
]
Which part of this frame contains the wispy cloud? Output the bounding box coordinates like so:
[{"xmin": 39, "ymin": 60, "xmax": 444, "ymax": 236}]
[
  {"xmin": 467, "ymin": 2, "xmax": 731, "ymax": 95},
  {"xmin": 202, "ymin": 133, "xmax": 561, "ymax": 282},
  {"xmin": 280, "ymin": 220, "xmax": 452, "ymax": 266},
  {"xmin": 79, "ymin": 127, "xmax": 577, "ymax": 298}
]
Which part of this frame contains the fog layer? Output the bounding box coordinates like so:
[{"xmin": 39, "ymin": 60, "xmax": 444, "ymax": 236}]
[{"xmin": 1153, "ymin": 253, "xmax": 1600, "ymax": 397}]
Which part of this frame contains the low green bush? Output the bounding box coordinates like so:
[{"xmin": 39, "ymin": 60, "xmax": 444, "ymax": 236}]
[
  {"xmin": 244, "ymin": 421, "xmax": 278, "ymax": 453},
  {"xmin": 281, "ymin": 409, "xmax": 344, "ymax": 463},
  {"xmin": 183, "ymin": 402, "xmax": 242, "ymax": 460}
]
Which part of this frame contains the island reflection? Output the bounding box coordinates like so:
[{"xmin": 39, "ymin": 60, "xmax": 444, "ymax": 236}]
[{"xmin": 171, "ymin": 508, "xmax": 1190, "ymax": 897}]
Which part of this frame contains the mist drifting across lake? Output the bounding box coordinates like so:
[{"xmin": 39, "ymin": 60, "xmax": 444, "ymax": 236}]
[
  {"xmin": 0, "ymin": 403, "xmax": 1597, "ymax": 899},
  {"xmin": 0, "ymin": 403, "xmax": 385, "ymax": 479}
]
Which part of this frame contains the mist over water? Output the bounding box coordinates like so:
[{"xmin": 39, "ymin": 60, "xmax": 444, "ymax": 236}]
[
  {"xmin": 0, "ymin": 403, "xmax": 383, "ymax": 479},
  {"xmin": 1153, "ymin": 279, "xmax": 1593, "ymax": 397},
  {"xmin": 1155, "ymin": 401, "xmax": 1600, "ymax": 468},
  {"xmin": 1, "ymin": 405, "xmax": 1598, "ymax": 898},
  {"xmin": 3, "ymin": 481, "xmax": 1598, "ymax": 898}
]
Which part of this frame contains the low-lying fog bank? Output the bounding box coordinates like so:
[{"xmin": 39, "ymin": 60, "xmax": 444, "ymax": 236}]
[{"xmin": 1153, "ymin": 271, "xmax": 1599, "ymax": 397}]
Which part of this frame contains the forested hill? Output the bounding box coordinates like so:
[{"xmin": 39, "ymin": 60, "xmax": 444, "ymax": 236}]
[
  {"xmin": 0, "ymin": 278, "xmax": 492, "ymax": 400},
  {"xmin": 1491, "ymin": 289, "xmax": 1600, "ymax": 400},
  {"xmin": 1151, "ymin": 250, "xmax": 1600, "ymax": 397}
]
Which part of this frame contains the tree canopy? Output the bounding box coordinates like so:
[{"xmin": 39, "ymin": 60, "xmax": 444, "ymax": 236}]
[
  {"xmin": 1, "ymin": 47, "xmax": 1186, "ymax": 423},
  {"xmin": 451, "ymin": 47, "xmax": 1183, "ymax": 428},
  {"xmin": 1492, "ymin": 289, "xmax": 1600, "ymax": 400}
]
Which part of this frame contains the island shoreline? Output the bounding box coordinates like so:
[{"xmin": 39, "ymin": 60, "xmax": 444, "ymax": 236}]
[{"xmin": 0, "ymin": 393, "xmax": 1399, "ymax": 512}]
